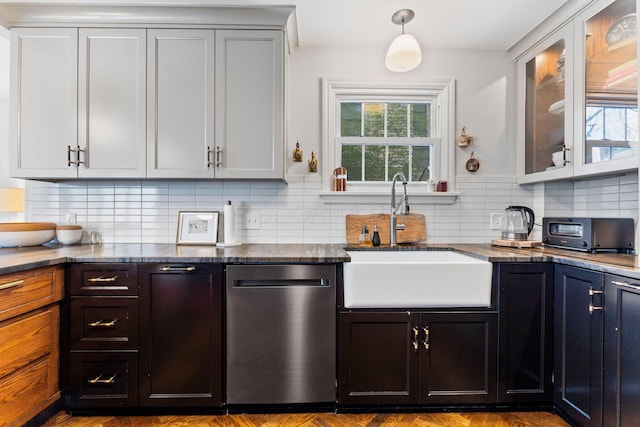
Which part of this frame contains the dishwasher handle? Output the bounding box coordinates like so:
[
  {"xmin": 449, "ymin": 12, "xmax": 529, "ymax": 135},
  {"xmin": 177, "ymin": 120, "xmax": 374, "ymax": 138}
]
[{"xmin": 233, "ymin": 278, "xmax": 329, "ymax": 288}]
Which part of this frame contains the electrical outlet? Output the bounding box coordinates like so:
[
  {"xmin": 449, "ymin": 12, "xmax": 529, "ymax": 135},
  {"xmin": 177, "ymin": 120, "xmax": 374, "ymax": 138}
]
[
  {"xmin": 65, "ymin": 212, "xmax": 77, "ymax": 224},
  {"xmin": 245, "ymin": 212, "xmax": 261, "ymax": 230},
  {"xmin": 490, "ymin": 213, "xmax": 505, "ymax": 230}
]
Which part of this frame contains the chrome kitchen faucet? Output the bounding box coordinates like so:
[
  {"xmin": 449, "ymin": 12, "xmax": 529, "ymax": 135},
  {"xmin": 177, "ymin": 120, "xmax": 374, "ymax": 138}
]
[{"xmin": 390, "ymin": 172, "xmax": 409, "ymax": 247}]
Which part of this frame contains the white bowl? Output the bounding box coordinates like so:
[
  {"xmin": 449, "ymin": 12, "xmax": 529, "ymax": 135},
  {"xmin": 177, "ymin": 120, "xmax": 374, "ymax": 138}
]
[
  {"xmin": 56, "ymin": 226, "xmax": 83, "ymax": 245},
  {"xmin": 0, "ymin": 222, "xmax": 57, "ymax": 247},
  {"xmin": 552, "ymin": 151, "xmax": 564, "ymax": 166}
]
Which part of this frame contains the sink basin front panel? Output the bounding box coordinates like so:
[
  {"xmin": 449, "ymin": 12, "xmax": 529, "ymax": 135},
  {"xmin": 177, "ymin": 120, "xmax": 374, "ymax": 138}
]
[{"xmin": 344, "ymin": 250, "xmax": 493, "ymax": 308}]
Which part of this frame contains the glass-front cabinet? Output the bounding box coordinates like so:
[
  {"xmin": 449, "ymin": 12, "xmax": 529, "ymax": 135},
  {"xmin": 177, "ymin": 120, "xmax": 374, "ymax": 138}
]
[
  {"xmin": 575, "ymin": 0, "xmax": 638, "ymax": 176},
  {"xmin": 518, "ymin": 25, "xmax": 574, "ymax": 183},
  {"xmin": 517, "ymin": 0, "xmax": 638, "ymax": 183}
]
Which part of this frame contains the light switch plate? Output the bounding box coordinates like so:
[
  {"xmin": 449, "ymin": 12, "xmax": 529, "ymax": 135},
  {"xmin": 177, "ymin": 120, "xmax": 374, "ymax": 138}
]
[{"xmin": 245, "ymin": 212, "xmax": 261, "ymax": 230}]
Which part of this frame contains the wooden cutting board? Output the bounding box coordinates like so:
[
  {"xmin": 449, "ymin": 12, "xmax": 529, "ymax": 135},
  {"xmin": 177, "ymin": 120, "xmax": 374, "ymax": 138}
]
[
  {"xmin": 346, "ymin": 213, "xmax": 426, "ymax": 245},
  {"xmin": 491, "ymin": 239, "xmax": 542, "ymax": 248}
]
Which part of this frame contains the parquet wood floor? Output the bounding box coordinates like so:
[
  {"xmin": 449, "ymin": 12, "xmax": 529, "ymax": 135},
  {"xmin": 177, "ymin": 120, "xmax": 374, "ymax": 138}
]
[{"xmin": 41, "ymin": 410, "xmax": 571, "ymax": 427}]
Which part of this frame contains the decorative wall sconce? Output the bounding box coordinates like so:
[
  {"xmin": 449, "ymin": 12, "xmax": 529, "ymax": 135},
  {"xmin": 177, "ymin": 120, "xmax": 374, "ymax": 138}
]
[
  {"xmin": 457, "ymin": 127, "xmax": 474, "ymax": 147},
  {"xmin": 308, "ymin": 151, "xmax": 318, "ymax": 172},
  {"xmin": 293, "ymin": 141, "xmax": 303, "ymax": 162}
]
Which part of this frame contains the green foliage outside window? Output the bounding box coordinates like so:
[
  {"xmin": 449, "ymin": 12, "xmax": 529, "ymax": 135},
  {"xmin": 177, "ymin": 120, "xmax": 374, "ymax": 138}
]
[{"xmin": 339, "ymin": 101, "xmax": 432, "ymax": 182}]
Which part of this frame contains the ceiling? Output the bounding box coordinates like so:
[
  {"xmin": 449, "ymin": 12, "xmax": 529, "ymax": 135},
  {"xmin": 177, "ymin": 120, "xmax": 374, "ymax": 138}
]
[{"xmin": 0, "ymin": 0, "xmax": 570, "ymax": 50}]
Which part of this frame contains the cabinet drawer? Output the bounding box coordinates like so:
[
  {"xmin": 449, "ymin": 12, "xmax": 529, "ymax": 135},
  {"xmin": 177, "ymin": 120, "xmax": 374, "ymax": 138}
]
[
  {"xmin": 0, "ymin": 266, "xmax": 64, "ymax": 322},
  {"xmin": 69, "ymin": 351, "xmax": 138, "ymax": 408},
  {"xmin": 0, "ymin": 306, "xmax": 59, "ymax": 379},
  {"xmin": 0, "ymin": 356, "xmax": 59, "ymax": 427},
  {"xmin": 70, "ymin": 297, "xmax": 138, "ymax": 350},
  {"xmin": 67, "ymin": 264, "xmax": 138, "ymax": 296}
]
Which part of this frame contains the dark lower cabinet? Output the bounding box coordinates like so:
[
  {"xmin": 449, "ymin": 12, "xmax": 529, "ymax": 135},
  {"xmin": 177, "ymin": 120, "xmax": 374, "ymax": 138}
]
[
  {"xmin": 497, "ymin": 262, "xmax": 553, "ymax": 403},
  {"xmin": 67, "ymin": 263, "xmax": 139, "ymax": 409},
  {"xmin": 604, "ymin": 274, "xmax": 640, "ymax": 427},
  {"xmin": 139, "ymin": 263, "xmax": 223, "ymax": 407},
  {"xmin": 338, "ymin": 310, "xmax": 497, "ymax": 406},
  {"xmin": 554, "ymin": 265, "xmax": 603, "ymax": 427},
  {"xmin": 69, "ymin": 351, "xmax": 139, "ymax": 408}
]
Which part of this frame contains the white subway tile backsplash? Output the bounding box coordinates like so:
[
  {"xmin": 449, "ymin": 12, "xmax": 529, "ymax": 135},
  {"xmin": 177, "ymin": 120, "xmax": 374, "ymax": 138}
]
[{"xmin": 23, "ymin": 172, "xmax": 639, "ymax": 244}]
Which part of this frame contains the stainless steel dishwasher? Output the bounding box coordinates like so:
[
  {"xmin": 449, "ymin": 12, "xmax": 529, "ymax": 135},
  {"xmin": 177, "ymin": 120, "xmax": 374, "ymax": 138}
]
[{"xmin": 226, "ymin": 264, "xmax": 336, "ymax": 405}]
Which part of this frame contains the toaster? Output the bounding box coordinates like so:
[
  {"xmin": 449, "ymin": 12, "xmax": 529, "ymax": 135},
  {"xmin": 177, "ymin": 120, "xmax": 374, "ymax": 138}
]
[{"xmin": 542, "ymin": 217, "xmax": 635, "ymax": 253}]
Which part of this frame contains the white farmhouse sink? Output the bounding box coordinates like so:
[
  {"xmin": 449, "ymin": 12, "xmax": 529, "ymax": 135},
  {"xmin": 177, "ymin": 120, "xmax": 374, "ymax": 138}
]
[{"xmin": 344, "ymin": 250, "xmax": 493, "ymax": 308}]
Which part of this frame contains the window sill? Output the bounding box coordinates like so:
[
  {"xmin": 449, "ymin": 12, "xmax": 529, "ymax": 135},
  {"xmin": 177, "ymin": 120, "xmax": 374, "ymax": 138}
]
[{"xmin": 318, "ymin": 191, "xmax": 459, "ymax": 205}]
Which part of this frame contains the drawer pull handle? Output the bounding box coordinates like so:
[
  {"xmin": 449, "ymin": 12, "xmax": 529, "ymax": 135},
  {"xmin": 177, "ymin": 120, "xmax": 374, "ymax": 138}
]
[
  {"xmin": 88, "ymin": 373, "xmax": 117, "ymax": 385},
  {"xmin": 89, "ymin": 318, "xmax": 119, "ymax": 328},
  {"xmin": 160, "ymin": 266, "xmax": 196, "ymax": 272},
  {"xmin": 0, "ymin": 280, "xmax": 24, "ymax": 290},
  {"xmin": 612, "ymin": 280, "xmax": 640, "ymax": 291},
  {"xmin": 411, "ymin": 326, "xmax": 419, "ymax": 351},
  {"xmin": 87, "ymin": 276, "xmax": 118, "ymax": 283}
]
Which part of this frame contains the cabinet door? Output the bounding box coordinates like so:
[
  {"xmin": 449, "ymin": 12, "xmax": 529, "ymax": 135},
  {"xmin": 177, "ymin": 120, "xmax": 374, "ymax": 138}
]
[
  {"xmin": 10, "ymin": 28, "xmax": 78, "ymax": 178},
  {"xmin": 78, "ymin": 28, "xmax": 146, "ymax": 178},
  {"xmin": 604, "ymin": 275, "xmax": 640, "ymax": 427},
  {"xmin": 338, "ymin": 311, "xmax": 420, "ymax": 405},
  {"xmin": 147, "ymin": 29, "xmax": 215, "ymax": 178},
  {"xmin": 517, "ymin": 24, "xmax": 574, "ymax": 184},
  {"xmin": 554, "ymin": 265, "xmax": 604, "ymax": 427},
  {"xmin": 139, "ymin": 264, "xmax": 223, "ymax": 407},
  {"xmin": 420, "ymin": 312, "xmax": 498, "ymax": 404},
  {"xmin": 215, "ymin": 30, "xmax": 284, "ymax": 179},
  {"xmin": 573, "ymin": 0, "xmax": 638, "ymax": 177},
  {"xmin": 497, "ymin": 263, "xmax": 554, "ymax": 403}
]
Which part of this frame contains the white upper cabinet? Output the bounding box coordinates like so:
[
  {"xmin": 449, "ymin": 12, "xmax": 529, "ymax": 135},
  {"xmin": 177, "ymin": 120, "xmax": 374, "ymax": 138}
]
[
  {"xmin": 147, "ymin": 29, "xmax": 215, "ymax": 178},
  {"xmin": 6, "ymin": 6, "xmax": 290, "ymax": 180},
  {"xmin": 10, "ymin": 28, "xmax": 78, "ymax": 178},
  {"xmin": 516, "ymin": 0, "xmax": 638, "ymax": 183},
  {"xmin": 78, "ymin": 28, "xmax": 147, "ymax": 178},
  {"xmin": 215, "ymin": 30, "xmax": 285, "ymax": 179}
]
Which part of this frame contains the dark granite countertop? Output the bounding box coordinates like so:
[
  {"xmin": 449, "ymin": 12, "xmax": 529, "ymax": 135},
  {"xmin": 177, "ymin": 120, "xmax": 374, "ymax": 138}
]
[{"xmin": 0, "ymin": 242, "xmax": 638, "ymax": 280}]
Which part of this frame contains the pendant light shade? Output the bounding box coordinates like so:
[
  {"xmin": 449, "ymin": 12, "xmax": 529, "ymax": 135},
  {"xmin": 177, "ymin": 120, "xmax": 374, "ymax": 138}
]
[{"xmin": 385, "ymin": 9, "xmax": 422, "ymax": 72}]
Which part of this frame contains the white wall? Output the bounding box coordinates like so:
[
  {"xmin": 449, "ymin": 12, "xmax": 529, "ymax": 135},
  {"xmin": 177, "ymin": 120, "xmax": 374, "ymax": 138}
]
[{"xmin": 286, "ymin": 46, "xmax": 517, "ymax": 178}]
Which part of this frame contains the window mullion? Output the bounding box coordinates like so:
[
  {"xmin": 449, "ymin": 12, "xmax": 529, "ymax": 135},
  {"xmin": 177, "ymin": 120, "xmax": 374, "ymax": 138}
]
[
  {"xmin": 385, "ymin": 145, "xmax": 389, "ymax": 181},
  {"xmin": 361, "ymin": 143, "xmax": 365, "ymax": 181}
]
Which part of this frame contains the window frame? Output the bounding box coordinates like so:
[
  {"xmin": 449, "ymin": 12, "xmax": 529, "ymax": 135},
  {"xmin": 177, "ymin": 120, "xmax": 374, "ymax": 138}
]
[{"xmin": 321, "ymin": 78, "xmax": 456, "ymax": 193}]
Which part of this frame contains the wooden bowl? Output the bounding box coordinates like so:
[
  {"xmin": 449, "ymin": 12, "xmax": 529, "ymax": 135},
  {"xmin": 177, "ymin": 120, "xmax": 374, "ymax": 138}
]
[{"xmin": 0, "ymin": 222, "xmax": 57, "ymax": 247}]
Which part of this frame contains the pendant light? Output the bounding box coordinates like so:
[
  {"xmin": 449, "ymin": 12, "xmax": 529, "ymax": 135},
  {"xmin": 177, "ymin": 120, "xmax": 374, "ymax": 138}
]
[{"xmin": 385, "ymin": 9, "xmax": 422, "ymax": 72}]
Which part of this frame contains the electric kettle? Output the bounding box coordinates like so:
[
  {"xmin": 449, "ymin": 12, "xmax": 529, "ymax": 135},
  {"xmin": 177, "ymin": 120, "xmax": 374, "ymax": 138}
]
[{"xmin": 501, "ymin": 206, "xmax": 535, "ymax": 241}]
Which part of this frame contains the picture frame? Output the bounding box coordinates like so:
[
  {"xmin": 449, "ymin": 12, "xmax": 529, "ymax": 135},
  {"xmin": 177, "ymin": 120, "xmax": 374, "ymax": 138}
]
[{"xmin": 176, "ymin": 211, "xmax": 219, "ymax": 245}]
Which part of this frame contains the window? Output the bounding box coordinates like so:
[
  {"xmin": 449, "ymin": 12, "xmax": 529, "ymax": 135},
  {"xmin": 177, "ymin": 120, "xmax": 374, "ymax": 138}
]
[
  {"xmin": 585, "ymin": 105, "xmax": 638, "ymax": 163},
  {"xmin": 322, "ymin": 79, "xmax": 455, "ymax": 194},
  {"xmin": 340, "ymin": 102, "xmax": 435, "ymax": 182}
]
